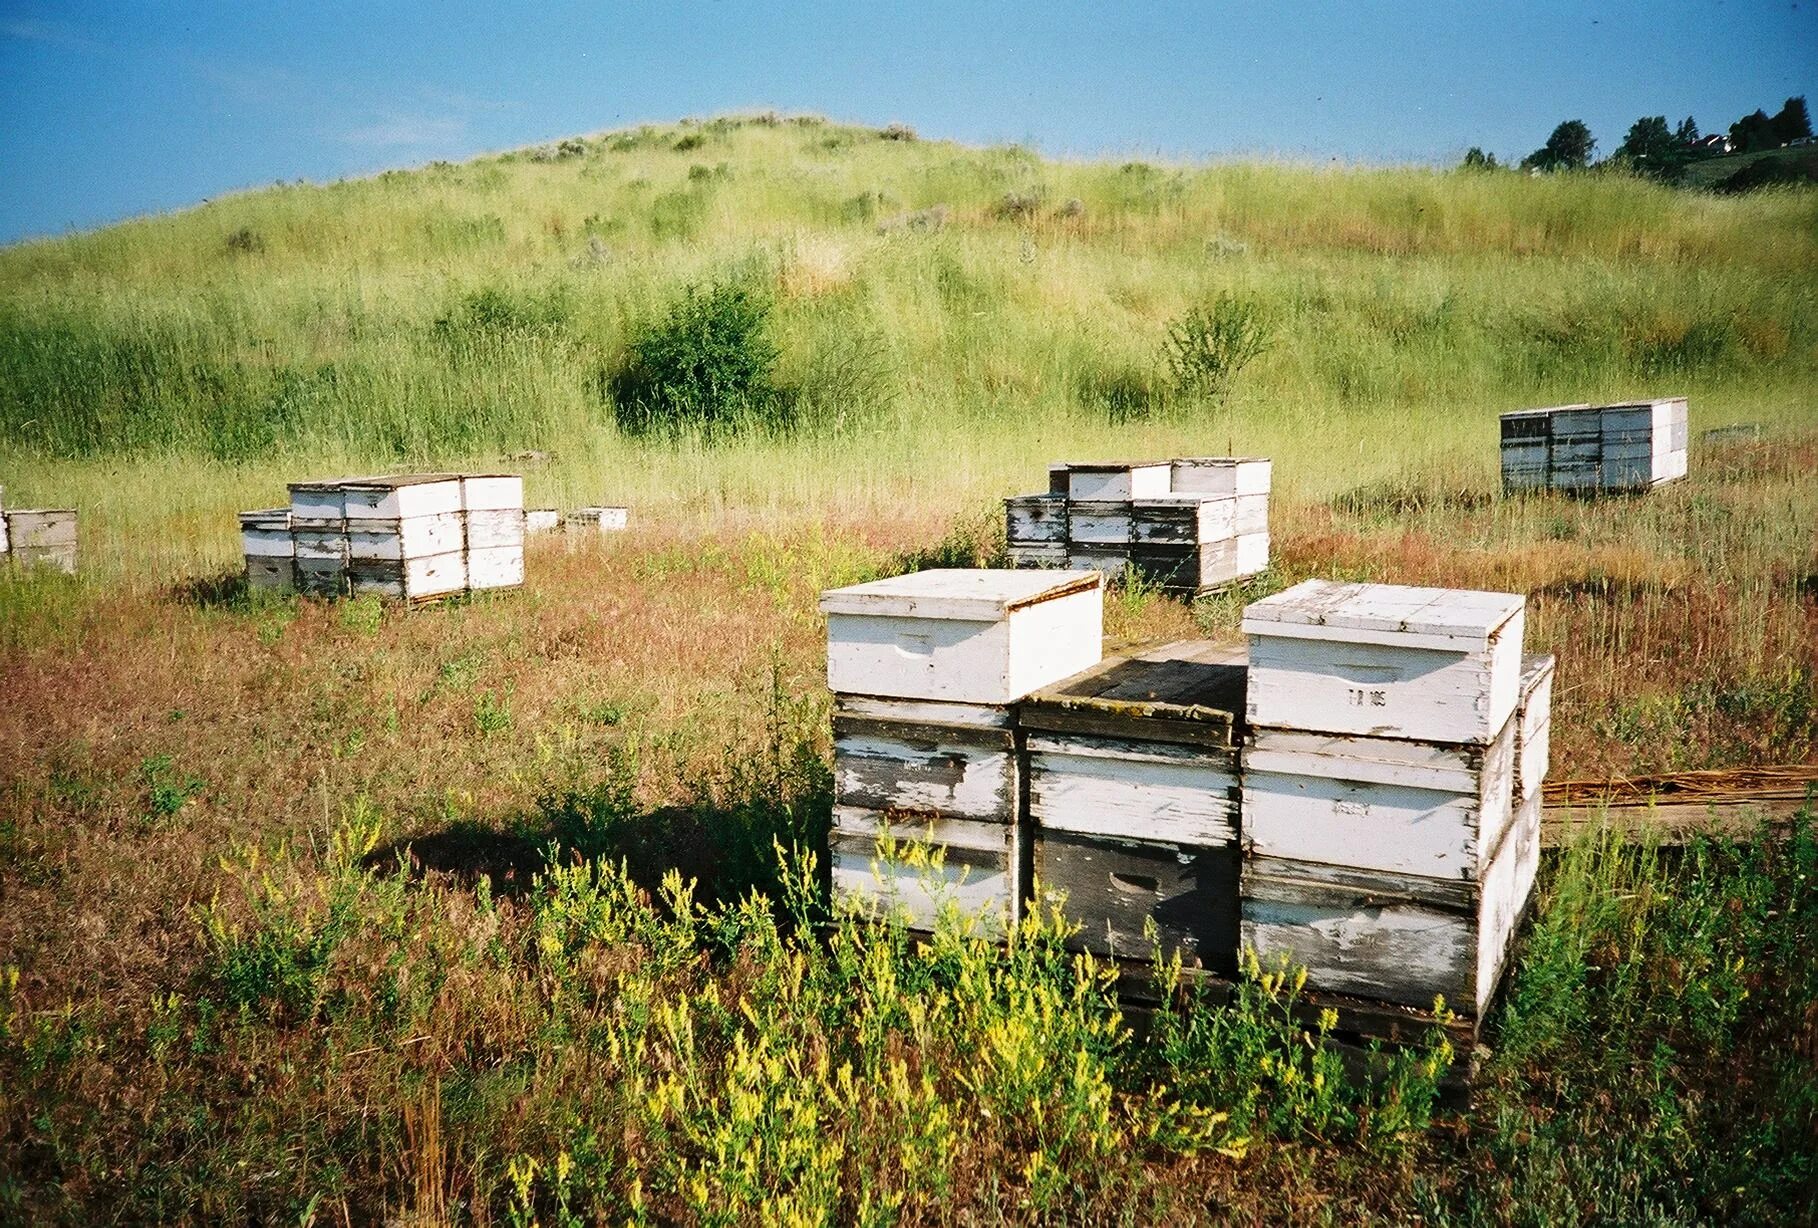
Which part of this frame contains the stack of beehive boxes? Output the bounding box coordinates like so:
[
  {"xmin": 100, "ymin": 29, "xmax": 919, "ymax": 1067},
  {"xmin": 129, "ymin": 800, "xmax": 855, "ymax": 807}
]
[
  {"xmin": 1, "ymin": 485, "xmax": 80, "ymax": 574},
  {"xmin": 245, "ymin": 473, "xmax": 525, "ymax": 599},
  {"xmin": 819, "ymin": 569, "xmax": 1104, "ymax": 935},
  {"xmin": 1237, "ymin": 580, "xmax": 1544, "ymax": 1017},
  {"xmin": 1500, "ymin": 398, "xmax": 1689, "ymax": 495},
  {"xmin": 1020, "ymin": 640, "xmax": 1246, "ymax": 974},
  {"xmin": 1004, "ymin": 457, "xmax": 1271, "ymax": 594}
]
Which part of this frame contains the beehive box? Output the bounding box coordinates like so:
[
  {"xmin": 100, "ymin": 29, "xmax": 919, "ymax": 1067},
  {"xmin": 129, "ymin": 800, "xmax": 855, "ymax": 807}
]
[
  {"xmin": 1601, "ymin": 398, "xmax": 1688, "ymax": 489},
  {"xmin": 1170, "ymin": 457, "xmax": 1272, "ymax": 498},
  {"xmin": 830, "ymin": 812, "xmax": 1022, "ymax": 936},
  {"xmin": 467, "ymin": 546, "xmax": 525, "ymax": 591},
  {"xmin": 341, "ymin": 474, "xmax": 463, "ymax": 520},
  {"xmin": 1240, "ymin": 785, "xmax": 1541, "ymax": 1016},
  {"xmin": 525, "ymin": 508, "xmax": 562, "ymax": 535},
  {"xmin": 1243, "ymin": 580, "xmax": 1526, "ymax": 746},
  {"xmin": 349, "ymin": 553, "xmax": 467, "ymax": 601},
  {"xmin": 460, "ymin": 474, "xmax": 525, "ymax": 513},
  {"xmin": 831, "ymin": 696, "xmax": 1023, "ymax": 934},
  {"xmin": 0, "ymin": 484, "xmax": 8, "ymax": 555},
  {"xmin": 1131, "ymin": 533, "xmax": 1268, "ymax": 594},
  {"xmin": 345, "ymin": 513, "xmax": 465, "ymax": 561},
  {"xmin": 1022, "ymin": 640, "xmax": 1245, "ymax": 971},
  {"xmin": 821, "ymin": 569, "xmax": 1103, "ymax": 706},
  {"xmin": 4, "ymin": 509, "xmax": 77, "ymax": 574},
  {"xmin": 1064, "ymin": 546, "xmax": 1132, "ymax": 581},
  {"xmin": 1130, "ymin": 495, "xmax": 1237, "ymax": 546},
  {"xmin": 239, "ymin": 508, "xmax": 294, "ymax": 592},
  {"xmin": 1067, "ymin": 500, "xmax": 1135, "ymax": 546},
  {"xmin": 569, "ymin": 506, "xmax": 630, "ymax": 532},
  {"xmin": 1064, "ymin": 462, "xmax": 1172, "ymax": 501},
  {"xmin": 1241, "ymin": 717, "xmax": 1518, "ymax": 881},
  {"xmin": 1005, "ymin": 494, "xmax": 1068, "ymax": 545},
  {"xmin": 466, "ymin": 509, "xmax": 527, "ymax": 551},
  {"xmin": 1515, "ymin": 654, "xmax": 1555, "ymax": 802}
]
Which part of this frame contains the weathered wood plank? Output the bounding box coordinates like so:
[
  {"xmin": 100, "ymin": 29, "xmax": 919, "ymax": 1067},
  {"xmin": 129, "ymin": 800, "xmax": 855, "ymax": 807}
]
[{"xmin": 833, "ymin": 721, "xmax": 1020, "ymax": 823}]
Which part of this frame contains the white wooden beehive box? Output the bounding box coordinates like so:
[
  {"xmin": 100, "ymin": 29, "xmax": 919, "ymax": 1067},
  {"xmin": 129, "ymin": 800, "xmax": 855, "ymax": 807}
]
[
  {"xmin": 525, "ymin": 508, "xmax": 562, "ymax": 535},
  {"xmin": 1240, "ymin": 785, "xmax": 1540, "ymax": 1017},
  {"xmin": 349, "ymin": 552, "xmax": 468, "ymax": 601},
  {"xmin": 467, "ymin": 545, "xmax": 526, "ymax": 591},
  {"xmin": 569, "ymin": 506, "xmax": 630, "ymax": 532},
  {"xmin": 5, "ymin": 509, "xmax": 78, "ymax": 573},
  {"xmin": 1130, "ymin": 495, "xmax": 1237, "ymax": 546},
  {"xmin": 1067, "ymin": 501, "xmax": 1135, "ymax": 545},
  {"xmin": 1243, "ymin": 580, "xmax": 1526, "ymax": 745},
  {"xmin": 821, "ymin": 568, "xmax": 1103, "ymax": 705},
  {"xmin": 346, "ymin": 513, "xmax": 465, "ymax": 561},
  {"xmin": 466, "ymin": 509, "xmax": 527, "ymax": 551},
  {"xmin": 287, "ymin": 478, "xmax": 363, "ymax": 520},
  {"xmin": 341, "ymin": 474, "xmax": 463, "ymax": 520},
  {"xmin": 831, "ymin": 812, "xmax": 1021, "ymax": 937},
  {"xmin": 1021, "ymin": 640, "xmax": 1246, "ymax": 971},
  {"xmin": 1241, "ymin": 715, "xmax": 1518, "ymax": 882},
  {"xmin": 1005, "ymin": 494, "xmax": 1068, "ymax": 545},
  {"xmin": 460, "ymin": 474, "xmax": 525, "ymax": 512},
  {"xmin": 1064, "ymin": 462, "xmax": 1171, "ymax": 501},
  {"xmin": 1170, "ymin": 457, "xmax": 1272, "ymax": 498},
  {"xmin": 1065, "ymin": 547, "xmax": 1132, "ymax": 582}
]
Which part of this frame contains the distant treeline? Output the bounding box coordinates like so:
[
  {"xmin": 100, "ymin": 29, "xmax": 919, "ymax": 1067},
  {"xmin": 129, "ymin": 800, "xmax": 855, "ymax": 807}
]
[{"xmin": 1463, "ymin": 95, "xmax": 1815, "ymax": 191}]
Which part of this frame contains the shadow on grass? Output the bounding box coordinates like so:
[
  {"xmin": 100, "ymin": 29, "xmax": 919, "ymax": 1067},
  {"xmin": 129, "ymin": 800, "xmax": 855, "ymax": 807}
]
[
  {"xmin": 168, "ymin": 567, "xmax": 251, "ymax": 609},
  {"xmin": 367, "ymin": 785, "xmax": 831, "ymax": 909}
]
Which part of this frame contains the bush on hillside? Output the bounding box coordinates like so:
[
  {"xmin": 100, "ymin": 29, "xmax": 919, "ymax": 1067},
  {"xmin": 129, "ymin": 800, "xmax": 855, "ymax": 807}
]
[
  {"xmin": 608, "ymin": 279, "xmax": 784, "ymax": 435},
  {"xmin": 1716, "ymin": 151, "xmax": 1818, "ymax": 194},
  {"xmin": 1164, "ymin": 294, "xmax": 1273, "ymax": 403}
]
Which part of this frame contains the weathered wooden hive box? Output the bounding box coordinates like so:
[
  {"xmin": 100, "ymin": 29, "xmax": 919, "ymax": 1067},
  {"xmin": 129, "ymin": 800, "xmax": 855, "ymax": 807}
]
[
  {"xmin": 239, "ymin": 508, "xmax": 295, "ymax": 591},
  {"xmin": 821, "ymin": 569, "xmax": 1104, "ymax": 934},
  {"xmin": 1169, "ymin": 457, "xmax": 1272, "ymax": 499},
  {"xmin": 462, "ymin": 475, "xmax": 526, "ymax": 592},
  {"xmin": 1515, "ymin": 654, "xmax": 1555, "ymax": 803},
  {"xmin": 3, "ymin": 508, "xmax": 78, "ymax": 574},
  {"xmin": 1601, "ymin": 398, "xmax": 1689, "ymax": 489},
  {"xmin": 1497, "ymin": 406, "xmax": 1578, "ymax": 494},
  {"xmin": 1064, "ymin": 461, "xmax": 1172, "ymax": 501},
  {"xmin": 1021, "ymin": 640, "xmax": 1245, "ymax": 974},
  {"xmin": 568, "ymin": 506, "xmax": 630, "ymax": 533},
  {"xmin": 1004, "ymin": 494, "xmax": 1067, "ymax": 568},
  {"xmin": 1243, "ymin": 580, "xmax": 1525, "ymax": 746},
  {"xmin": 525, "ymin": 508, "xmax": 563, "ymax": 535},
  {"xmin": 1238, "ymin": 580, "xmax": 1538, "ymax": 1017},
  {"xmin": 341, "ymin": 475, "xmax": 467, "ymax": 601}
]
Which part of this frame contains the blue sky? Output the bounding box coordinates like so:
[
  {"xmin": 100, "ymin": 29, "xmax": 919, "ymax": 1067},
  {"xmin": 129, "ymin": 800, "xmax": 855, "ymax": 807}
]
[{"xmin": 1, "ymin": 1, "xmax": 1811, "ymax": 244}]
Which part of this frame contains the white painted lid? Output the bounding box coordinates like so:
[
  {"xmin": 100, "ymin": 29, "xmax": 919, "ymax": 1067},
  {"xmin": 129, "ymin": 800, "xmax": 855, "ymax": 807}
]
[
  {"xmin": 1170, "ymin": 455, "xmax": 1271, "ymax": 465},
  {"xmin": 339, "ymin": 473, "xmax": 462, "ymax": 490},
  {"xmin": 1241, "ymin": 579, "xmax": 1523, "ymax": 646},
  {"xmin": 819, "ymin": 568, "xmax": 1100, "ymax": 621},
  {"xmin": 1062, "ymin": 460, "xmax": 1171, "ymax": 472}
]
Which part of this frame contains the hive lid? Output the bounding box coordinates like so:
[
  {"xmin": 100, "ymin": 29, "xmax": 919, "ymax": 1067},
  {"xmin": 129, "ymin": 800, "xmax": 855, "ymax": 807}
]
[
  {"xmin": 1022, "ymin": 638, "xmax": 1246, "ymax": 746},
  {"xmin": 338, "ymin": 473, "xmax": 463, "ymax": 490},
  {"xmin": 288, "ymin": 475, "xmax": 378, "ymax": 493},
  {"xmin": 1170, "ymin": 455, "xmax": 1271, "ymax": 466},
  {"xmin": 819, "ymin": 568, "xmax": 1099, "ymax": 621},
  {"xmin": 1499, "ymin": 403, "xmax": 1588, "ymax": 421},
  {"xmin": 1241, "ymin": 579, "xmax": 1524, "ymax": 648},
  {"xmin": 1061, "ymin": 460, "xmax": 1171, "ymax": 472}
]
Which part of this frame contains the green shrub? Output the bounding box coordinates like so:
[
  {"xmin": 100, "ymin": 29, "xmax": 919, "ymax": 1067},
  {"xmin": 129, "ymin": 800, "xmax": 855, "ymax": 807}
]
[
  {"xmin": 607, "ymin": 278, "xmax": 785, "ymax": 435},
  {"xmin": 1164, "ymin": 294, "xmax": 1273, "ymax": 403}
]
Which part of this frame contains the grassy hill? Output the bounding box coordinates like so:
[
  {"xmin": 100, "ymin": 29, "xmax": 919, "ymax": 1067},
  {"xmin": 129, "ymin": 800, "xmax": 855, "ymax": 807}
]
[
  {"xmin": 1, "ymin": 117, "xmax": 1815, "ymax": 1224},
  {"xmin": 1679, "ymin": 142, "xmax": 1818, "ymax": 189}
]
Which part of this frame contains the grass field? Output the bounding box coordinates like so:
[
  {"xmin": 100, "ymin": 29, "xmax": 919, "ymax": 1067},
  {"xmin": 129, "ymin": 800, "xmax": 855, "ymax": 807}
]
[{"xmin": 2, "ymin": 115, "xmax": 1816, "ymax": 1223}]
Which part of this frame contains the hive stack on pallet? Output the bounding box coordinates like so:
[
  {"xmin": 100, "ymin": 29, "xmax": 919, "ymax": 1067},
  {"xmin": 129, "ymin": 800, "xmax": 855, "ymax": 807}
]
[
  {"xmin": 1003, "ymin": 457, "xmax": 1271, "ymax": 594},
  {"xmin": 1020, "ymin": 640, "xmax": 1246, "ymax": 974},
  {"xmin": 1238, "ymin": 580, "xmax": 1543, "ymax": 1019},
  {"xmin": 254, "ymin": 473, "xmax": 526, "ymax": 600},
  {"xmin": 819, "ymin": 569, "xmax": 1103, "ymax": 936},
  {"xmin": 1500, "ymin": 398, "xmax": 1689, "ymax": 495}
]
